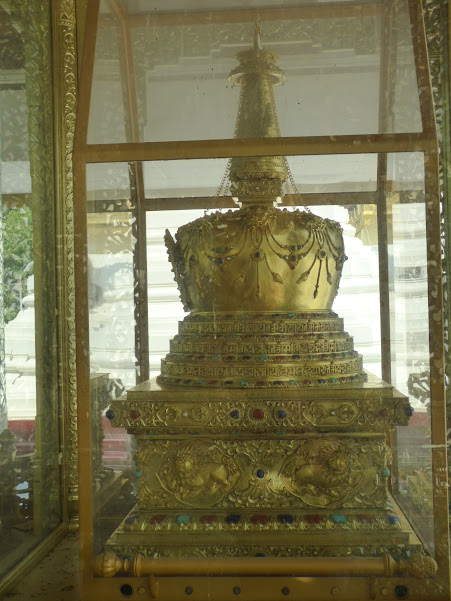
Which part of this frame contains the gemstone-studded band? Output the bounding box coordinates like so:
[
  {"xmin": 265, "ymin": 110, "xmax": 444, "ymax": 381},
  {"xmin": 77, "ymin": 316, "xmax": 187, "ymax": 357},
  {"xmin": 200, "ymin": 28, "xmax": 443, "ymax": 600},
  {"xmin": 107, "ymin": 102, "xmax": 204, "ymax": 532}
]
[{"xmin": 158, "ymin": 311, "xmax": 366, "ymax": 389}]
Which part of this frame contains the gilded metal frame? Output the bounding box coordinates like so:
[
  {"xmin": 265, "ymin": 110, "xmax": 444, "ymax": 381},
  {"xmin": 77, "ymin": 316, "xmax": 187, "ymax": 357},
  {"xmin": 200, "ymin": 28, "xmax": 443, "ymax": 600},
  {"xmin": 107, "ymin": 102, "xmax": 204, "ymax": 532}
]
[
  {"xmin": 0, "ymin": 0, "xmax": 78, "ymax": 594},
  {"xmin": 73, "ymin": 1, "xmax": 450, "ymax": 599}
]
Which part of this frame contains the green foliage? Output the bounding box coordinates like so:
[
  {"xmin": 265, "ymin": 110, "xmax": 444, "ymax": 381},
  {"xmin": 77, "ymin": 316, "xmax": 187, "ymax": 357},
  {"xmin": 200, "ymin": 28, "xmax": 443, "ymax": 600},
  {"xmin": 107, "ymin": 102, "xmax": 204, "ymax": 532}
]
[{"xmin": 2, "ymin": 206, "xmax": 33, "ymax": 323}]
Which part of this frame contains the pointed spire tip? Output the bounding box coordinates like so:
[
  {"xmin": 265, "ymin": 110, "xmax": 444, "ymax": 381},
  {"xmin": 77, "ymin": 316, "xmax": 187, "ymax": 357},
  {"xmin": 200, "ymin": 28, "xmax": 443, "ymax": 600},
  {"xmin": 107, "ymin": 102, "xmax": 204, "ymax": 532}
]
[{"xmin": 254, "ymin": 17, "xmax": 262, "ymax": 51}]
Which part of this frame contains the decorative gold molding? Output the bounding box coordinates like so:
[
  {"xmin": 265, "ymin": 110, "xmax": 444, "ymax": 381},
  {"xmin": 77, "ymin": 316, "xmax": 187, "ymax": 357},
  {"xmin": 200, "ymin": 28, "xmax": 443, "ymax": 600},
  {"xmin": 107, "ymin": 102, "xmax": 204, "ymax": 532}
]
[
  {"xmin": 423, "ymin": 0, "xmax": 451, "ymax": 465},
  {"xmin": 54, "ymin": 0, "xmax": 79, "ymax": 528}
]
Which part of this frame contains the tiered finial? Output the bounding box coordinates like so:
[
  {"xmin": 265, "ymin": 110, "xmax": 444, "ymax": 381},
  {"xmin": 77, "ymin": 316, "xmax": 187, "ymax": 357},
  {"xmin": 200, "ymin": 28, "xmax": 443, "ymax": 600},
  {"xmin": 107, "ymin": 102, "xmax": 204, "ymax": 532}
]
[{"xmin": 228, "ymin": 21, "xmax": 288, "ymax": 207}]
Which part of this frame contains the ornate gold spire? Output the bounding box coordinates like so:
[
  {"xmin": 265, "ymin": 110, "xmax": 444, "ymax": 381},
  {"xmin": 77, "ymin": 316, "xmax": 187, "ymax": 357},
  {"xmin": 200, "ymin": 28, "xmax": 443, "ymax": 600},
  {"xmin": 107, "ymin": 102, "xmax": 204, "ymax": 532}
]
[
  {"xmin": 160, "ymin": 23, "xmax": 366, "ymax": 389},
  {"xmin": 228, "ymin": 21, "xmax": 289, "ymax": 207}
]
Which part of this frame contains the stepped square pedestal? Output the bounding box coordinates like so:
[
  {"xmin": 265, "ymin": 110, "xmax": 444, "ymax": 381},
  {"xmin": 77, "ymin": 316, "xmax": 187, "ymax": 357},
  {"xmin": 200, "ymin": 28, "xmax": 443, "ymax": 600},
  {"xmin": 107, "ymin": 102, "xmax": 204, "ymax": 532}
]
[{"xmin": 105, "ymin": 374, "xmax": 423, "ymax": 560}]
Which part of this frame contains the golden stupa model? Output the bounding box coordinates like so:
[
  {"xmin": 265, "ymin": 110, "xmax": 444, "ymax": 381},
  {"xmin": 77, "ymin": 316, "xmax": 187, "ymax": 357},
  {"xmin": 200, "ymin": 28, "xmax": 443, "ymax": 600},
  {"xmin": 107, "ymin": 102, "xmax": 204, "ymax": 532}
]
[{"xmin": 100, "ymin": 23, "xmax": 436, "ymax": 578}]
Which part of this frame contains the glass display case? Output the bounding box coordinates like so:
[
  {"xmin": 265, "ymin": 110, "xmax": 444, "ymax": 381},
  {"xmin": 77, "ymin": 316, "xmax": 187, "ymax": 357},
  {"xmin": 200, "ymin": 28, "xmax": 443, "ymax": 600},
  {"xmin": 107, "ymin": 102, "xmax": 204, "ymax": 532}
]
[{"xmin": 74, "ymin": 1, "xmax": 450, "ymax": 600}]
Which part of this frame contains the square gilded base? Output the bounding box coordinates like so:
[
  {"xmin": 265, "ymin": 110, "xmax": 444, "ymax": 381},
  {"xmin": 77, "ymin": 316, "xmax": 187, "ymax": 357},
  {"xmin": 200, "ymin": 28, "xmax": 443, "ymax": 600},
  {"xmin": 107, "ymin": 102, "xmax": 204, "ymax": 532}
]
[{"xmin": 106, "ymin": 375, "xmax": 418, "ymax": 563}]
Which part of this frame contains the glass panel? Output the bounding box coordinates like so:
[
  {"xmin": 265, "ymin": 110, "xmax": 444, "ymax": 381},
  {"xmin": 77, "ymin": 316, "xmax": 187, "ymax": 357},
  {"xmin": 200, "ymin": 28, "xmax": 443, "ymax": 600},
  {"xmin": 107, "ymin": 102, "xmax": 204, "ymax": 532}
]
[
  {"xmin": 387, "ymin": 0, "xmax": 422, "ymax": 133},
  {"xmin": 385, "ymin": 153, "xmax": 433, "ymax": 552},
  {"xmin": 87, "ymin": 0, "xmax": 128, "ymax": 145},
  {"xmin": 87, "ymin": 162, "xmax": 137, "ymax": 553},
  {"xmin": 87, "ymin": 0, "xmax": 425, "ymax": 145},
  {"xmin": 0, "ymin": 0, "xmax": 60, "ymax": 579},
  {"xmin": 143, "ymin": 155, "xmax": 378, "ymax": 200}
]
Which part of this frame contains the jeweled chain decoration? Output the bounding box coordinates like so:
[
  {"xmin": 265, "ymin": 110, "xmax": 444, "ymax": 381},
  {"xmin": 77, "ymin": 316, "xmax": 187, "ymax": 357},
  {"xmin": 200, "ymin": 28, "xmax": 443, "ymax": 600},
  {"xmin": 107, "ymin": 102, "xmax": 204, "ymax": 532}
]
[{"xmin": 204, "ymin": 209, "xmax": 346, "ymax": 299}]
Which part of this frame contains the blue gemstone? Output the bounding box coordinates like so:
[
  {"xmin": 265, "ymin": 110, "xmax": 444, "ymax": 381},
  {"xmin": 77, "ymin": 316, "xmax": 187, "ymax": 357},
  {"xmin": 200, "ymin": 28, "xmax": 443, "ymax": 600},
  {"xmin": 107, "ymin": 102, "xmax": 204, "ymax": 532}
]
[
  {"xmin": 125, "ymin": 515, "xmax": 138, "ymax": 524},
  {"xmin": 106, "ymin": 409, "xmax": 115, "ymax": 420},
  {"xmin": 226, "ymin": 514, "xmax": 241, "ymax": 524},
  {"xmin": 318, "ymin": 379, "xmax": 326, "ymax": 384},
  {"xmin": 255, "ymin": 252, "xmax": 261, "ymax": 258},
  {"xmin": 292, "ymin": 355, "xmax": 301, "ymax": 360},
  {"xmin": 278, "ymin": 410, "xmax": 287, "ymax": 419},
  {"xmin": 291, "ymin": 255, "xmax": 297, "ymax": 261},
  {"xmin": 225, "ymin": 381, "xmax": 233, "ymax": 385},
  {"xmin": 256, "ymin": 469, "xmax": 265, "ymax": 479},
  {"xmin": 388, "ymin": 516, "xmax": 400, "ymax": 525},
  {"xmin": 274, "ymin": 381, "xmax": 283, "ymax": 385},
  {"xmin": 278, "ymin": 514, "xmax": 293, "ymax": 524},
  {"xmin": 230, "ymin": 410, "xmax": 239, "ymax": 419},
  {"xmin": 243, "ymin": 356, "xmax": 251, "ymax": 360},
  {"xmin": 217, "ymin": 258, "xmax": 223, "ymax": 264}
]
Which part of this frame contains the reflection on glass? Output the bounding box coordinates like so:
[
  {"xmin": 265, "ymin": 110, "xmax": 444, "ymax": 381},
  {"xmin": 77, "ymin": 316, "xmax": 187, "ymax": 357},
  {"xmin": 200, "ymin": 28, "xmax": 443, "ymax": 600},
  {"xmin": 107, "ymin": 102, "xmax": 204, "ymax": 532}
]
[
  {"xmin": 0, "ymin": 0, "xmax": 60, "ymax": 580},
  {"xmin": 88, "ymin": 0, "xmax": 421, "ymax": 144},
  {"xmin": 87, "ymin": 171, "xmax": 138, "ymax": 552}
]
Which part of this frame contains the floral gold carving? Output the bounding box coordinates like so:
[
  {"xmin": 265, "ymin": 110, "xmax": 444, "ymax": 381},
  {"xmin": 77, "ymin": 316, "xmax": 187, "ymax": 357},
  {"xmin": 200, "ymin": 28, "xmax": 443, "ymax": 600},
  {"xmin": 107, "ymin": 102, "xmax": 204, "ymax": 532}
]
[{"xmin": 56, "ymin": 0, "xmax": 78, "ymax": 525}]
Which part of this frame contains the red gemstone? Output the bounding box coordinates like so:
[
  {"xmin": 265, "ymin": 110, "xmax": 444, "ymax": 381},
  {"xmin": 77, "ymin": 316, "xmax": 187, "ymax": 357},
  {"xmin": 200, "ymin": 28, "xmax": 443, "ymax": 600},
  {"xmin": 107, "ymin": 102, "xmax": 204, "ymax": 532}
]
[
  {"xmin": 251, "ymin": 515, "xmax": 268, "ymax": 525},
  {"xmin": 252, "ymin": 409, "xmax": 265, "ymax": 419},
  {"xmin": 256, "ymin": 381, "xmax": 265, "ymax": 387},
  {"xmin": 357, "ymin": 514, "xmax": 373, "ymax": 523},
  {"xmin": 276, "ymin": 356, "xmax": 285, "ymax": 361},
  {"xmin": 208, "ymin": 381, "xmax": 218, "ymax": 385},
  {"xmin": 150, "ymin": 515, "xmax": 165, "ymax": 524},
  {"xmin": 130, "ymin": 410, "xmax": 141, "ymax": 419},
  {"xmin": 306, "ymin": 515, "xmax": 321, "ymax": 524},
  {"xmin": 378, "ymin": 408, "xmax": 389, "ymax": 417},
  {"xmin": 200, "ymin": 515, "xmax": 216, "ymax": 524}
]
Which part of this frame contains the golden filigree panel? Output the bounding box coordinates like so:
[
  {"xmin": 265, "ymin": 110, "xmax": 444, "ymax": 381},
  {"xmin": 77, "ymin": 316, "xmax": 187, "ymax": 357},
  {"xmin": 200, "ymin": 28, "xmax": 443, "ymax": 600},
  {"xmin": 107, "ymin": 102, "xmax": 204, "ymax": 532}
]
[{"xmin": 135, "ymin": 436, "xmax": 388, "ymax": 510}]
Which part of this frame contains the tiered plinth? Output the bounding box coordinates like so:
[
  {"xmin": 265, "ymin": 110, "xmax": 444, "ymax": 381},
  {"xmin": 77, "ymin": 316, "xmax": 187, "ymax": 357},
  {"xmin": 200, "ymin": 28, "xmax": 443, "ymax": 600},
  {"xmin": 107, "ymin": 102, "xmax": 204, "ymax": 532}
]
[
  {"xmin": 157, "ymin": 311, "xmax": 366, "ymax": 389},
  {"xmin": 105, "ymin": 374, "xmax": 425, "ymax": 561}
]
